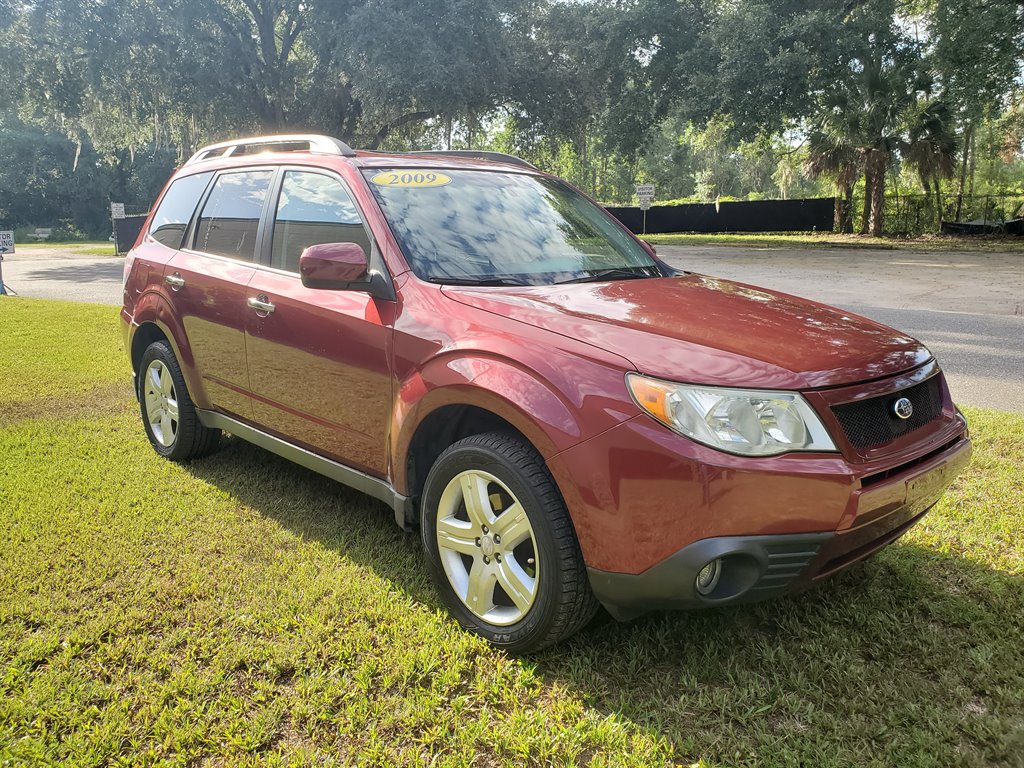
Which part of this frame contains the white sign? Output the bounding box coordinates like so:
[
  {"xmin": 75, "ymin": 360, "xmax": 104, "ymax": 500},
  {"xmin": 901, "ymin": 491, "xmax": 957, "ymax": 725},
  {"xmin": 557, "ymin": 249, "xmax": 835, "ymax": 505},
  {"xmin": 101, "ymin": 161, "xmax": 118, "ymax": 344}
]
[
  {"xmin": 635, "ymin": 183, "xmax": 655, "ymax": 197},
  {"xmin": 638, "ymin": 199, "xmax": 652, "ymax": 211},
  {"xmin": 0, "ymin": 231, "xmax": 14, "ymax": 257},
  {"xmin": 110, "ymin": 202, "xmax": 126, "ymax": 220}
]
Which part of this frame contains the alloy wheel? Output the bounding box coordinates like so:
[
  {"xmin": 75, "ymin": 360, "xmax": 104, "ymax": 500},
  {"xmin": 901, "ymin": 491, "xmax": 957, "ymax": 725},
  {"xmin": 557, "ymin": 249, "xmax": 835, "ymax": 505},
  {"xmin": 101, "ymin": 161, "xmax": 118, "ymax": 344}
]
[
  {"xmin": 143, "ymin": 359, "xmax": 179, "ymax": 447},
  {"xmin": 435, "ymin": 469, "xmax": 539, "ymax": 626}
]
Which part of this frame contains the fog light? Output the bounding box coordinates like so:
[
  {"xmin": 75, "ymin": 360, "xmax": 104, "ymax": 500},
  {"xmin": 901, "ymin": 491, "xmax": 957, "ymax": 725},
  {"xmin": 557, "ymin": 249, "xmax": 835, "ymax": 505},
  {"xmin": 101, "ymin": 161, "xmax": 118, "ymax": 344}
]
[{"xmin": 695, "ymin": 558, "xmax": 722, "ymax": 596}]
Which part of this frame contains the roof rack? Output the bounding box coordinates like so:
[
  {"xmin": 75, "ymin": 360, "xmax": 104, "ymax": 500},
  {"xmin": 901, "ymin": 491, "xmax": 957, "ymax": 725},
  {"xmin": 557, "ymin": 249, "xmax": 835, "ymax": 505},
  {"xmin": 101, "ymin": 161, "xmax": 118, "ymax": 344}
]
[
  {"xmin": 184, "ymin": 134, "xmax": 357, "ymax": 166},
  {"xmin": 403, "ymin": 150, "xmax": 537, "ymax": 170}
]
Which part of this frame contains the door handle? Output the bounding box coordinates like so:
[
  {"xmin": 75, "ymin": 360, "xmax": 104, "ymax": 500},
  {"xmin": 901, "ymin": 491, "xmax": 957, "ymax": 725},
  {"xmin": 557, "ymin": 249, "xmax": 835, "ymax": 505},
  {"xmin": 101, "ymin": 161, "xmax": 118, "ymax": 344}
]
[
  {"xmin": 247, "ymin": 295, "xmax": 276, "ymax": 315},
  {"xmin": 165, "ymin": 273, "xmax": 185, "ymax": 290}
]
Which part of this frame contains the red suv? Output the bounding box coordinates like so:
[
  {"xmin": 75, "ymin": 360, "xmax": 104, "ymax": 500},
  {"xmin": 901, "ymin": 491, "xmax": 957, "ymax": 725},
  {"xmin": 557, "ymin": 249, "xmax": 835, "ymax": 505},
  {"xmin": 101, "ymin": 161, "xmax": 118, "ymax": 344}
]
[{"xmin": 121, "ymin": 134, "xmax": 971, "ymax": 652}]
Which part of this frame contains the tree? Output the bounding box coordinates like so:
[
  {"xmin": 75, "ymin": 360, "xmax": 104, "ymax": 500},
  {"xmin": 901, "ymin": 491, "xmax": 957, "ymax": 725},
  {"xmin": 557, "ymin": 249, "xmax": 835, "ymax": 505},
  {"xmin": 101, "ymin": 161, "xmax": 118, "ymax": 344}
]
[
  {"xmin": 928, "ymin": 0, "xmax": 1023, "ymax": 218},
  {"xmin": 805, "ymin": 110, "xmax": 861, "ymax": 232},
  {"xmin": 804, "ymin": 0, "xmax": 934, "ymax": 236},
  {"xmin": 901, "ymin": 100, "xmax": 959, "ymax": 226}
]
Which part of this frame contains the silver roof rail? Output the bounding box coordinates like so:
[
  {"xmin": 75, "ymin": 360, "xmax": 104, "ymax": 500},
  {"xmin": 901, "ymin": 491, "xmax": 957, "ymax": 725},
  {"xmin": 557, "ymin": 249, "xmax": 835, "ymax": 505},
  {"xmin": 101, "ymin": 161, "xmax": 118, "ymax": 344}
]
[
  {"xmin": 404, "ymin": 150, "xmax": 537, "ymax": 170},
  {"xmin": 184, "ymin": 134, "xmax": 357, "ymax": 166}
]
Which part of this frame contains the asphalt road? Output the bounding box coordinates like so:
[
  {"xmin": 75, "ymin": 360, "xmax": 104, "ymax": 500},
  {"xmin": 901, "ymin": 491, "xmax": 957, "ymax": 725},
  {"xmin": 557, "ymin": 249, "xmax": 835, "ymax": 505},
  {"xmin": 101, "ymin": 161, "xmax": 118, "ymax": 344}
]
[
  {"xmin": 3, "ymin": 244, "xmax": 1021, "ymax": 411},
  {"xmin": 1, "ymin": 251, "xmax": 123, "ymax": 305}
]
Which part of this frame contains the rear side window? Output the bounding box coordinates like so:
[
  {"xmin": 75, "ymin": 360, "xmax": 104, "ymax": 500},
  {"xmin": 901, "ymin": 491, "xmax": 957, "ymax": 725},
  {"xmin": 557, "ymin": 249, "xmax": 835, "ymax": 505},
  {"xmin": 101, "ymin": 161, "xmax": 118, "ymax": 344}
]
[
  {"xmin": 193, "ymin": 170, "xmax": 274, "ymax": 261},
  {"xmin": 270, "ymin": 171, "xmax": 369, "ymax": 273},
  {"xmin": 148, "ymin": 172, "xmax": 213, "ymax": 248}
]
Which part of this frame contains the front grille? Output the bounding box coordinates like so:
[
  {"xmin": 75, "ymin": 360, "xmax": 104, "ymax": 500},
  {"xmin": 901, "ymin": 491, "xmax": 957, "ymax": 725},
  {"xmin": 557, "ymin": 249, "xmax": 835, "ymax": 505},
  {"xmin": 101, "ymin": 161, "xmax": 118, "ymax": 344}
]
[{"xmin": 831, "ymin": 375, "xmax": 943, "ymax": 449}]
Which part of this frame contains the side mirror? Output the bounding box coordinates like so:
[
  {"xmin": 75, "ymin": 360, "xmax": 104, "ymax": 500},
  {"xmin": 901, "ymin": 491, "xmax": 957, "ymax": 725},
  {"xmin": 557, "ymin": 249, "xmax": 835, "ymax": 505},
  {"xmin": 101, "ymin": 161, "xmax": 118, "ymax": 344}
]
[{"xmin": 299, "ymin": 242, "xmax": 368, "ymax": 290}]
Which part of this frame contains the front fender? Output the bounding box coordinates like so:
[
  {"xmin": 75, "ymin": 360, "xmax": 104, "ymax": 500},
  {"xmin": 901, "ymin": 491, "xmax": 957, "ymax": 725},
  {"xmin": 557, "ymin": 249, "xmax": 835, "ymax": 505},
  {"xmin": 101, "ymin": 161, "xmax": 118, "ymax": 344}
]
[{"xmin": 390, "ymin": 350, "xmax": 636, "ymax": 495}]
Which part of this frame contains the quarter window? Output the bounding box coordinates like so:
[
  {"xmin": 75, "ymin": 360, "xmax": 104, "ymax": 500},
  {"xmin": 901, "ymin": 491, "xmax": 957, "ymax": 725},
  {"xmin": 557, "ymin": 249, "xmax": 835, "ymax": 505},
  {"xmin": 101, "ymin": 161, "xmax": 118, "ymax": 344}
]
[
  {"xmin": 271, "ymin": 171, "xmax": 369, "ymax": 273},
  {"xmin": 148, "ymin": 172, "xmax": 213, "ymax": 249},
  {"xmin": 194, "ymin": 170, "xmax": 274, "ymax": 261}
]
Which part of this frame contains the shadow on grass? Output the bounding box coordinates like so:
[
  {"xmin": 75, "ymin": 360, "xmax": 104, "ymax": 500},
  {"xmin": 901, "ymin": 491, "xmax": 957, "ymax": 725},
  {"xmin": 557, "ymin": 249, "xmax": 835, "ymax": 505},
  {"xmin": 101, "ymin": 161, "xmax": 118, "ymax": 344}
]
[
  {"xmin": 188, "ymin": 434, "xmax": 1024, "ymax": 765},
  {"xmin": 25, "ymin": 261, "xmax": 123, "ymax": 283}
]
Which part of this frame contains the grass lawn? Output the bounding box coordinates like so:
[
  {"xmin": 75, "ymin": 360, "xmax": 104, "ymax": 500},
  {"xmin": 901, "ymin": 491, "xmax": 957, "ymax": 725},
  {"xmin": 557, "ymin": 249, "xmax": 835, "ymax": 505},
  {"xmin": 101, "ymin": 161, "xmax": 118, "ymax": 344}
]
[
  {"xmin": 1, "ymin": 298, "xmax": 1022, "ymax": 767},
  {"xmin": 641, "ymin": 232, "xmax": 1024, "ymax": 253},
  {"xmin": 12, "ymin": 241, "xmax": 117, "ymax": 257}
]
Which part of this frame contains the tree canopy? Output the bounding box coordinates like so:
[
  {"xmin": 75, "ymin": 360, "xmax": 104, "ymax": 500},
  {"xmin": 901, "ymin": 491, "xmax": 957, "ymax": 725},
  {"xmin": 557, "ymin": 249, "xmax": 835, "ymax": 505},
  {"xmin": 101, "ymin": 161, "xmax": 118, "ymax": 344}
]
[{"xmin": 1, "ymin": 0, "xmax": 1022, "ymax": 236}]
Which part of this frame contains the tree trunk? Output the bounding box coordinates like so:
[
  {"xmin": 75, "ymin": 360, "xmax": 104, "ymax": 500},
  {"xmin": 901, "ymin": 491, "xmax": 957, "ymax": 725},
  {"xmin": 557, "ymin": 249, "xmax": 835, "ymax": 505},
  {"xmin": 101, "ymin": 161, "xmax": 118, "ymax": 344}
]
[
  {"xmin": 860, "ymin": 166, "xmax": 873, "ymax": 235},
  {"xmin": 833, "ymin": 192, "xmax": 843, "ymax": 233},
  {"xmin": 868, "ymin": 157, "xmax": 886, "ymax": 237},
  {"xmin": 367, "ymin": 110, "xmax": 435, "ymax": 150},
  {"xmin": 967, "ymin": 127, "xmax": 976, "ymax": 200},
  {"xmin": 843, "ymin": 183, "xmax": 855, "ymax": 233},
  {"xmin": 955, "ymin": 123, "xmax": 972, "ymax": 221}
]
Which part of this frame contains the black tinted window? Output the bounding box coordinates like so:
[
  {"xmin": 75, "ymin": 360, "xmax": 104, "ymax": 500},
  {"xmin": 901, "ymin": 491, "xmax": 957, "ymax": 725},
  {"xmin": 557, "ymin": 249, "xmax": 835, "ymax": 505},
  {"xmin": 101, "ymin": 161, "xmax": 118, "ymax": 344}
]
[
  {"xmin": 271, "ymin": 171, "xmax": 368, "ymax": 273},
  {"xmin": 194, "ymin": 170, "xmax": 274, "ymax": 260},
  {"xmin": 149, "ymin": 172, "xmax": 212, "ymax": 248}
]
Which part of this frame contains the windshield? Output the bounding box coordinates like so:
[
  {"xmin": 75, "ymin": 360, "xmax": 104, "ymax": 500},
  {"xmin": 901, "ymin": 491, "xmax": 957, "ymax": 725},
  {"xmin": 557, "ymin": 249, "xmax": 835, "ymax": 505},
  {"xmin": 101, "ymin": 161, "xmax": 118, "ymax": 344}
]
[{"xmin": 364, "ymin": 169, "xmax": 662, "ymax": 285}]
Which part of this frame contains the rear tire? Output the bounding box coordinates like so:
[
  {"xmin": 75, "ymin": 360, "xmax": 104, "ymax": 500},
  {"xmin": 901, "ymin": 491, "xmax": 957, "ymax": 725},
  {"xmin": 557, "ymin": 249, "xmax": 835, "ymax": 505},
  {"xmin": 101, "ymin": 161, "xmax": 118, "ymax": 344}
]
[
  {"xmin": 421, "ymin": 431, "xmax": 598, "ymax": 653},
  {"xmin": 138, "ymin": 340, "xmax": 221, "ymax": 460}
]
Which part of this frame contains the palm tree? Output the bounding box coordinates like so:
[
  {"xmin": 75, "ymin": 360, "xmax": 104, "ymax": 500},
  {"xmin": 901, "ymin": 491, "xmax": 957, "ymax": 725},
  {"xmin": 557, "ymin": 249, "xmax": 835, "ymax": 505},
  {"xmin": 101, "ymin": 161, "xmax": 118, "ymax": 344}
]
[
  {"xmin": 901, "ymin": 100, "xmax": 959, "ymax": 229},
  {"xmin": 807, "ymin": 28, "xmax": 933, "ymax": 237},
  {"xmin": 805, "ymin": 116, "xmax": 860, "ymax": 233}
]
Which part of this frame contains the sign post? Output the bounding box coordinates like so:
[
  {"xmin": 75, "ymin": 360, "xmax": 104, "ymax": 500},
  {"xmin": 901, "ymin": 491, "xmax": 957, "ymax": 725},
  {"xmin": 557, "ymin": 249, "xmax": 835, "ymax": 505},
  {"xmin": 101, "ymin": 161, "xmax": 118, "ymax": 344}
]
[
  {"xmin": 0, "ymin": 231, "xmax": 14, "ymax": 296},
  {"xmin": 635, "ymin": 183, "xmax": 655, "ymax": 235},
  {"xmin": 110, "ymin": 202, "xmax": 126, "ymax": 255}
]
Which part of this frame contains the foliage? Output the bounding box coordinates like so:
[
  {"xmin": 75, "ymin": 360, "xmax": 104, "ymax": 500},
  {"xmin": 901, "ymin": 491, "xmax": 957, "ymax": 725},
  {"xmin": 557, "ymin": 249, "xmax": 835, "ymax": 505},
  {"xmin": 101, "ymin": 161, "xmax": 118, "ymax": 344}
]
[{"xmin": 0, "ymin": 0, "xmax": 1021, "ymax": 234}]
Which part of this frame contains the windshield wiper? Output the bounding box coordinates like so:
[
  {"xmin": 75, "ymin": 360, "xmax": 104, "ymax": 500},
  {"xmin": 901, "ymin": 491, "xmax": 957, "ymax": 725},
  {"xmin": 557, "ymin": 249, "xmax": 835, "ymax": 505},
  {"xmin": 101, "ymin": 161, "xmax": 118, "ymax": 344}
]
[
  {"xmin": 555, "ymin": 267, "xmax": 659, "ymax": 285},
  {"xmin": 426, "ymin": 276, "xmax": 529, "ymax": 287}
]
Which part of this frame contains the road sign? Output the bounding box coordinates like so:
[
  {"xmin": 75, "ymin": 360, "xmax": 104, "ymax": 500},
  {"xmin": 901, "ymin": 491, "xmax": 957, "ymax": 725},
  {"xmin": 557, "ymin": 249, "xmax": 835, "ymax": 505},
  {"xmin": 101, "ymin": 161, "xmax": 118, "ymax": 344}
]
[
  {"xmin": 110, "ymin": 202, "xmax": 126, "ymax": 219},
  {"xmin": 635, "ymin": 183, "xmax": 655, "ymax": 198},
  {"xmin": 0, "ymin": 230, "xmax": 11, "ymax": 296},
  {"xmin": 638, "ymin": 199, "xmax": 652, "ymax": 211}
]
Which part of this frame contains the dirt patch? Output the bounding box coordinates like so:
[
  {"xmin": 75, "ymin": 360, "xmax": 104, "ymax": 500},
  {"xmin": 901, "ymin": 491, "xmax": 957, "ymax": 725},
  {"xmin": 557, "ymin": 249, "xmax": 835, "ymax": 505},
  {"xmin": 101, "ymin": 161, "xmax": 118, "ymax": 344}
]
[{"xmin": 0, "ymin": 383, "xmax": 134, "ymax": 428}]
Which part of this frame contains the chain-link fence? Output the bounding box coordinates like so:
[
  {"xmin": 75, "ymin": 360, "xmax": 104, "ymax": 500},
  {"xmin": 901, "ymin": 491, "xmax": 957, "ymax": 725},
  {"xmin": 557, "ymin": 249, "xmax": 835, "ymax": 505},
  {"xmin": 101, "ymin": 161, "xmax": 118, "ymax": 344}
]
[{"xmin": 869, "ymin": 192, "xmax": 1024, "ymax": 236}]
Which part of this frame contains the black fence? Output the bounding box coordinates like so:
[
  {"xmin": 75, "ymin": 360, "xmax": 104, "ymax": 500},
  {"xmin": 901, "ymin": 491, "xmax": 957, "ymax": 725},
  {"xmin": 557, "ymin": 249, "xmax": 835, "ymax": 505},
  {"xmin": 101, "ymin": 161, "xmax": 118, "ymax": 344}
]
[
  {"xmin": 606, "ymin": 198, "xmax": 835, "ymax": 234},
  {"xmin": 113, "ymin": 215, "xmax": 148, "ymax": 254}
]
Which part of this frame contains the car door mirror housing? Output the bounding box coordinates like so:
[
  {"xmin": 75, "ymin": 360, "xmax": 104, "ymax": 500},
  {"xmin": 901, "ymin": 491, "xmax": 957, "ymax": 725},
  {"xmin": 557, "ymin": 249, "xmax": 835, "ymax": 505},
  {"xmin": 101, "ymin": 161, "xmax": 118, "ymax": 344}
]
[{"xmin": 299, "ymin": 242, "xmax": 369, "ymax": 290}]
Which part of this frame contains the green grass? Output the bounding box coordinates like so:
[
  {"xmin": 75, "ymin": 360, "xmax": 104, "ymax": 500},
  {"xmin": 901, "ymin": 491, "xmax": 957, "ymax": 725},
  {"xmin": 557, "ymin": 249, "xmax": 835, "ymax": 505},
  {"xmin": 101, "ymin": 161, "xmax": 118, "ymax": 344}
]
[
  {"xmin": 641, "ymin": 232, "xmax": 1024, "ymax": 253},
  {"xmin": 14, "ymin": 240, "xmax": 113, "ymax": 248},
  {"xmin": 1, "ymin": 298, "xmax": 1022, "ymax": 767},
  {"xmin": 11, "ymin": 241, "xmax": 118, "ymax": 257},
  {"xmin": 0, "ymin": 299, "xmax": 124, "ymax": 415}
]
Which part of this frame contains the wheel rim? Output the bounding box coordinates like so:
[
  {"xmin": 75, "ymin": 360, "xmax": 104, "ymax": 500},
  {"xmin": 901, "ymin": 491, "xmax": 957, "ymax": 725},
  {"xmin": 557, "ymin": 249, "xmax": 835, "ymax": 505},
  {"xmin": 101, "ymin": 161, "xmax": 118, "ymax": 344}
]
[
  {"xmin": 143, "ymin": 360, "xmax": 179, "ymax": 447},
  {"xmin": 435, "ymin": 469, "xmax": 539, "ymax": 626}
]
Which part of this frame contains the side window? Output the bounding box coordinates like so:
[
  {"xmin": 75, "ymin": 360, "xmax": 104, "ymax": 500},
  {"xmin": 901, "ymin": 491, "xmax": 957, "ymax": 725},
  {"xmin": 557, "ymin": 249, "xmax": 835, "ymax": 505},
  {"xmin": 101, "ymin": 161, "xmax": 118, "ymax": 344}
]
[
  {"xmin": 148, "ymin": 172, "xmax": 213, "ymax": 248},
  {"xmin": 193, "ymin": 170, "xmax": 274, "ymax": 261},
  {"xmin": 271, "ymin": 171, "xmax": 369, "ymax": 273}
]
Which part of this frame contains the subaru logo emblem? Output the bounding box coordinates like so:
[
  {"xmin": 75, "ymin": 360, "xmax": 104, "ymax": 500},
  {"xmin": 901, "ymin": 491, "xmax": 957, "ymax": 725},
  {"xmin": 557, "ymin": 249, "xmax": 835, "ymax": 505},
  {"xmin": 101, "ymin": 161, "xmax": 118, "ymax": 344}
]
[{"xmin": 893, "ymin": 397, "xmax": 914, "ymax": 420}]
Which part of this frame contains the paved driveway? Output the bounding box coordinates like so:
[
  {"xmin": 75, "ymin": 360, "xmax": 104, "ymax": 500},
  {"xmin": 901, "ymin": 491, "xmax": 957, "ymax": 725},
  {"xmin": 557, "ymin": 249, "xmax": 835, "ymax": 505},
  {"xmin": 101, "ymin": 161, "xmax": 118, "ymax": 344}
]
[
  {"xmin": 3, "ymin": 244, "xmax": 1021, "ymax": 411},
  {"xmin": 1, "ymin": 248, "xmax": 123, "ymax": 305}
]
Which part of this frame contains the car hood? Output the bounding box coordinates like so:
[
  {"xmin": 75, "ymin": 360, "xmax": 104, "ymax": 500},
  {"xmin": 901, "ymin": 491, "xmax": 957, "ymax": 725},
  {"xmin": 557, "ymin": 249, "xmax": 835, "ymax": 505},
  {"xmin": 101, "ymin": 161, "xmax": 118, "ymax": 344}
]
[{"xmin": 441, "ymin": 274, "xmax": 931, "ymax": 389}]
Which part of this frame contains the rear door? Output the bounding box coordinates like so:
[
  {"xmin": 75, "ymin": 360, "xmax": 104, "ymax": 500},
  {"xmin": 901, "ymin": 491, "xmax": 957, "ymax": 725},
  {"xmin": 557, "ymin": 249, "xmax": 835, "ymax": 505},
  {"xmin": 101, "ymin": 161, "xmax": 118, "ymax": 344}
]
[
  {"xmin": 244, "ymin": 168, "xmax": 395, "ymax": 476},
  {"xmin": 165, "ymin": 168, "xmax": 276, "ymax": 421}
]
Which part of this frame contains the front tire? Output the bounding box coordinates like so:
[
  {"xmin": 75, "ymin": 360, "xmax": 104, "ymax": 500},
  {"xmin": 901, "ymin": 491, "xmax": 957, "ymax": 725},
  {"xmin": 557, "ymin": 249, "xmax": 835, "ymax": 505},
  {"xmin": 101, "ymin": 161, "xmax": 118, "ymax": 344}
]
[
  {"xmin": 421, "ymin": 432, "xmax": 598, "ymax": 653},
  {"xmin": 138, "ymin": 340, "xmax": 221, "ymax": 460}
]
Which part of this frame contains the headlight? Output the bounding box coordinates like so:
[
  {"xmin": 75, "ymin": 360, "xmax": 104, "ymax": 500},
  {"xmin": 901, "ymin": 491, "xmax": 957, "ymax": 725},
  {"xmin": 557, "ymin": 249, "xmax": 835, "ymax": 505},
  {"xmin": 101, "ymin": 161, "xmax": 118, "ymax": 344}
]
[{"xmin": 626, "ymin": 373, "xmax": 837, "ymax": 456}]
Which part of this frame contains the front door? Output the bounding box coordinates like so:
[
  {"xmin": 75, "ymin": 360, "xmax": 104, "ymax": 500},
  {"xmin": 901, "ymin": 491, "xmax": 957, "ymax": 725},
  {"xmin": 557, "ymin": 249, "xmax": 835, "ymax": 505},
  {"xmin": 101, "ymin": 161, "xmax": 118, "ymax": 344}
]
[
  {"xmin": 244, "ymin": 169, "xmax": 395, "ymax": 476},
  {"xmin": 165, "ymin": 168, "xmax": 276, "ymax": 420}
]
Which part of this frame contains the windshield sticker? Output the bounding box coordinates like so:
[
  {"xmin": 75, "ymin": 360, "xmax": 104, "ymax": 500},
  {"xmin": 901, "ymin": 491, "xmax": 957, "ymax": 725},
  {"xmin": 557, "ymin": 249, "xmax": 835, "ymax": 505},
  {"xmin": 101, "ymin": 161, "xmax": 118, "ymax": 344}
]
[{"xmin": 370, "ymin": 171, "xmax": 452, "ymax": 188}]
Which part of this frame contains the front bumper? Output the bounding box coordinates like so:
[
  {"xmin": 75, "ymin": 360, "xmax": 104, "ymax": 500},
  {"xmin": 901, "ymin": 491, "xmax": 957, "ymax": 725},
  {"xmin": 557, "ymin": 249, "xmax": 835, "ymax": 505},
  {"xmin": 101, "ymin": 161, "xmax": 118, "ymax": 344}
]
[{"xmin": 586, "ymin": 435, "xmax": 972, "ymax": 620}]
